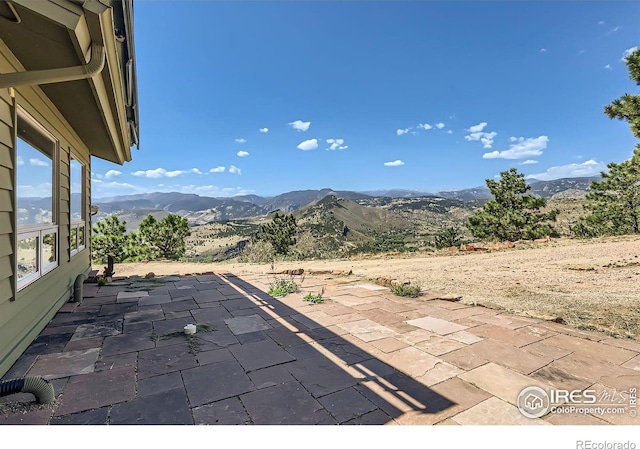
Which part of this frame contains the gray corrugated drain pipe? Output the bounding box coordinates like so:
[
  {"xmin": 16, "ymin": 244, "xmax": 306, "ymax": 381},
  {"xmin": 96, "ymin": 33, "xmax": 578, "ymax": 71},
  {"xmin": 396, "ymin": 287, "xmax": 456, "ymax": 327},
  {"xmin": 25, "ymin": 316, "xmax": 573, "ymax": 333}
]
[
  {"xmin": 0, "ymin": 376, "xmax": 55, "ymax": 404},
  {"xmin": 74, "ymin": 274, "xmax": 86, "ymax": 304},
  {"xmin": 0, "ymin": 42, "xmax": 105, "ymax": 89}
]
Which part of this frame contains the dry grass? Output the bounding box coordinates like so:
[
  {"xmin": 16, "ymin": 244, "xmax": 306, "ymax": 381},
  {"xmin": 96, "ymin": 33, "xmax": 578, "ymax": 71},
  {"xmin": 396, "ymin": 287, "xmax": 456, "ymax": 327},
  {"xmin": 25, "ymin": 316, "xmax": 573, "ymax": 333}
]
[{"xmin": 108, "ymin": 235, "xmax": 640, "ymax": 340}]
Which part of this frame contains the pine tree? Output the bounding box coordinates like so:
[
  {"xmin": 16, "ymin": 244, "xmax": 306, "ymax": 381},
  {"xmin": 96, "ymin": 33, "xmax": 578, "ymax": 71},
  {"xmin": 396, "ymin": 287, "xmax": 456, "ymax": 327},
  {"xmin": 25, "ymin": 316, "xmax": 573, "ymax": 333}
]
[
  {"xmin": 467, "ymin": 168, "xmax": 559, "ymax": 241},
  {"xmin": 92, "ymin": 215, "xmax": 128, "ymax": 263},
  {"xmin": 253, "ymin": 212, "xmax": 298, "ymax": 255},
  {"xmin": 573, "ymin": 48, "xmax": 640, "ymax": 236}
]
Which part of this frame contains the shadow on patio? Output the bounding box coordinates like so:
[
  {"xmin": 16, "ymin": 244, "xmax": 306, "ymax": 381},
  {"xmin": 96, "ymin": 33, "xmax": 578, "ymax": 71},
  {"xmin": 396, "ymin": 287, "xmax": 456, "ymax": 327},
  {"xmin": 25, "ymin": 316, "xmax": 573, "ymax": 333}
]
[{"xmin": 0, "ymin": 271, "xmax": 486, "ymax": 425}]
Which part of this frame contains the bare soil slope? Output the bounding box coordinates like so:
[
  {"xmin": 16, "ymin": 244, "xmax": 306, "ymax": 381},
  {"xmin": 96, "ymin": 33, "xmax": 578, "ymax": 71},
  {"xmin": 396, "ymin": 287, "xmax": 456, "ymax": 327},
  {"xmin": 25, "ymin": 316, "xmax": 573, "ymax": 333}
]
[{"xmin": 109, "ymin": 236, "xmax": 640, "ymax": 339}]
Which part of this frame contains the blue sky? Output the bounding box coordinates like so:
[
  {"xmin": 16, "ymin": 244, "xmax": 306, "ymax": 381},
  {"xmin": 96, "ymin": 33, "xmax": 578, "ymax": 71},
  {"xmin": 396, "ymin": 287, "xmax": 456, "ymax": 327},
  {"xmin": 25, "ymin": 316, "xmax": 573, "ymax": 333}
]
[{"xmin": 88, "ymin": 1, "xmax": 640, "ymax": 198}]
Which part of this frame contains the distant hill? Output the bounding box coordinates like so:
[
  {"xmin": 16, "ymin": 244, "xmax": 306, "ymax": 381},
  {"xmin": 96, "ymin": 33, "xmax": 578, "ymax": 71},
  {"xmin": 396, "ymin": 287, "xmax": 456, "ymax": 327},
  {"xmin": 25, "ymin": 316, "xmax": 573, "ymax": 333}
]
[
  {"xmin": 261, "ymin": 188, "xmax": 372, "ymax": 213},
  {"xmin": 91, "ymin": 177, "xmax": 599, "ymax": 228},
  {"xmin": 360, "ymin": 189, "xmax": 431, "ymax": 198},
  {"xmin": 296, "ymin": 195, "xmax": 412, "ymax": 236},
  {"xmin": 528, "ymin": 177, "xmax": 599, "ymax": 198}
]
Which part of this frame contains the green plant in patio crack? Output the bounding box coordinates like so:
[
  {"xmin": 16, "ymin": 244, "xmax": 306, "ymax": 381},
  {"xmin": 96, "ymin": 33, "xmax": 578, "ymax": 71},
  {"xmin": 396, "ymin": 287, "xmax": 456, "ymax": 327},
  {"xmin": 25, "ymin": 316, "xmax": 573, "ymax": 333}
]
[
  {"xmin": 150, "ymin": 323, "xmax": 214, "ymax": 355},
  {"xmin": 303, "ymin": 292, "xmax": 324, "ymax": 305},
  {"xmin": 267, "ymin": 277, "xmax": 300, "ymax": 297},
  {"xmin": 389, "ymin": 283, "xmax": 422, "ymax": 298}
]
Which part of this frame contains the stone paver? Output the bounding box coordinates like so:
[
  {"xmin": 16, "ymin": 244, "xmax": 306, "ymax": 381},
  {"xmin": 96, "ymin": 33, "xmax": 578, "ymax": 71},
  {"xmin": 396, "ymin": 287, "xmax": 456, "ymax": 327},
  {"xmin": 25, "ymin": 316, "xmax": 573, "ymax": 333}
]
[
  {"xmin": 3, "ymin": 272, "xmax": 638, "ymax": 426},
  {"xmin": 405, "ymin": 316, "xmax": 468, "ymax": 335},
  {"xmin": 240, "ymin": 381, "xmax": 336, "ymax": 424},
  {"xmin": 248, "ymin": 365, "xmax": 296, "ymax": 389},
  {"xmin": 110, "ymin": 388, "xmax": 193, "ymax": 425},
  {"xmin": 318, "ymin": 387, "xmax": 378, "ymax": 423},
  {"xmin": 415, "ymin": 335, "xmax": 466, "ymax": 356},
  {"xmin": 369, "ymin": 337, "xmax": 410, "ymax": 353},
  {"xmin": 225, "ymin": 314, "xmax": 272, "ymax": 335},
  {"xmin": 70, "ymin": 323, "xmax": 120, "ymax": 340},
  {"xmin": 229, "ymin": 339, "xmax": 296, "ymax": 372},
  {"xmin": 285, "ymin": 356, "xmax": 358, "ymax": 398},
  {"xmin": 459, "ymin": 362, "xmax": 549, "ymax": 405},
  {"xmin": 543, "ymin": 334, "xmax": 637, "ymax": 365},
  {"xmin": 101, "ymin": 333, "xmax": 155, "ymax": 356},
  {"xmin": 337, "ymin": 319, "xmax": 396, "ymax": 342},
  {"xmin": 452, "ymin": 397, "xmax": 549, "ymax": 425},
  {"xmin": 27, "ymin": 348, "xmax": 100, "ymax": 379},
  {"xmin": 461, "ymin": 339, "xmax": 553, "ymax": 375},
  {"xmin": 380, "ymin": 347, "xmax": 440, "ymax": 378},
  {"xmin": 137, "ymin": 372, "xmax": 184, "ymax": 397},
  {"xmin": 116, "ymin": 291, "xmax": 148, "ymax": 300},
  {"xmin": 470, "ymin": 324, "xmax": 554, "ymax": 347},
  {"xmin": 192, "ymin": 397, "xmax": 251, "ymax": 425},
  {"xmin": 137, "ymin": 343, "xmax": 198, "ymax": 379},
  {"xmin": 182, "ymin": 359, "xmax": 254, "ymax": 406},
  {"xmin": 415, "ymin": 361, "xmax": 464, "ymax": 387},
  {"xmin": 55, "ymin": 366, "xmax": 136, "ymax": 416},
  {"xmin": 622, "ymin": 354, "xmax": 640, "ymax": 371},
  {"xmin": 51, "ymin": 407, "xmax": 109, "ymax": 425}
]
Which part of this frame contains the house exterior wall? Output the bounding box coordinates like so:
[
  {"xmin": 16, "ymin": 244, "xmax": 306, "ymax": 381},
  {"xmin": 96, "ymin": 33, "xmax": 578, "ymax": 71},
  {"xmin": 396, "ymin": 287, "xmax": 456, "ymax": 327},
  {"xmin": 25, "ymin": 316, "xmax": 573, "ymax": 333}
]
[{"xmin": 0, "ymin": 80, "xmax": 92, "ymax": 377}]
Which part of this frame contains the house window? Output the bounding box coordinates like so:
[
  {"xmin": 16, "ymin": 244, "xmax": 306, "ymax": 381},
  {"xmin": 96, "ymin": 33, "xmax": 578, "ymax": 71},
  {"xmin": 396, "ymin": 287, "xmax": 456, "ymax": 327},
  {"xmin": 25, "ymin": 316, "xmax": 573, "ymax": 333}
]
[
  {"xmin": 16, "ymin": 108, "xmax": 58, "ymax": 290},
  {"xmin": 70, "ymin": 158, "xmax": 85, "ymax": 256}
]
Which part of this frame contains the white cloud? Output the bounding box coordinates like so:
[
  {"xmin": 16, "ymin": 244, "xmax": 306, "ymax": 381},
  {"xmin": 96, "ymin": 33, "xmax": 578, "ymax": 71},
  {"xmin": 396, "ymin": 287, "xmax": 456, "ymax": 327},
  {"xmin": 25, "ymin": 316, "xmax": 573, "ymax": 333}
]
[
  {"xmin": 540, "ymin": 48, "xmax": 547, "ymax": 53},
  {"xmin": 17, "ymin": 182, "xmax": 53, "ymax": 197},
  {"xmin": 229, "ymin": 165, "xmax": 241, "ymax": 175},
  {"xmin": 446, "ymin": 130, "xmax": 453, "ymax": 135},
  {"xmin": 326, "ymin": 138, "xmax": 347, "ymax": 151},
  {"xmin": 91, "ymin": 180, "xmax": 145, "ymax": 198},
  {"xmin": 621, "ymin": 47, "xmax": 639, "ymax": 61},
  {"xmin": 479, "ymin": 133, "xmax": 497, "ymax": 148},
  {"xmin": 132, "ymin": 168, "xmax": 186, "ymax": 178},
  {"xmin": 235, "ymin": 138, "xmax": 247, "ymax": 143},
  {"xmin": 297, "ymin": 138, "xmax": 318, "ymax": 151},
  {"xmin": 467, "ymin": 122, "xmax": 487, "ymax": 133},
  {"xmin": 104, "ymin": 169, "xmax": 122, "ymax": 179},
  {"xmin": 259, "ymin": 127, "xmax": 269, "ymax": 133},
  {"xmin": 605, "ymin": 64, "xmax": 612, "ymax": 70},
  {"xmin": 191, "ymin": 168, "xmax": 203, "ymax": 175},
  {"xmin": 289, "ymin": 120, "xmax": 311, "ymax": 132},
  {"xmin": 609, "ymin": 26, "xmax": 621, "ymax": 33},
  {"xmin": 465, "ymin": 122, "xmax": 497, "ymax": 148},
  {"xmin": 209, "ymin": 166, "xmax": 226, "ymax": 173},
  {"xmin": 526, "ymin": 159, "xmax": 606, "ymax": 181},
  {"xmin": 397, "ymin": 128, "xmax": 409, "ymax": 136},
  {"xmin": 173, "ymin": 185, "xmax": 253, "ymax": 197},
  {"xmin": 384, "ymin": 160, "xmax": 405, "ymax": 167},
  {"xmin": 598, "ymin": 21, "xmax": 604, "ymax": 25},
  {"xmin": 418, "ymin": 123, "xmax": 432, "ymax": 130},
  {"xmin": 483, "ymin": 136, "xmax": 549, "ymax": 160},
  {"xmin": 29, "ymin": 158, "xmax": 49, "ymax": 167},
  {"xmin": 520, "ymin": 160, "xmax": 538, "ymax": 165},
  {"xmin": 435, "ymin": 122, "xmax": 445, "ymax": 129},
  {"xmin": 17, "ymin": 156, "xmax": 24, "ymax": 166},
  {"xmin": 237, "ymin": 151, "xmax": 250, "ymax": 157}
]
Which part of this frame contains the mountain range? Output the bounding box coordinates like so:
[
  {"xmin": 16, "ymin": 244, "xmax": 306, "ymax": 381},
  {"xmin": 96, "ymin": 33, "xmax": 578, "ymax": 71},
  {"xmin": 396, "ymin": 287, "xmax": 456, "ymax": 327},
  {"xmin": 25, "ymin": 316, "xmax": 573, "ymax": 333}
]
[
  {"xmin": 93, "ymin": 176, "xmax": 598, "ymax": 219},
  {"xmin": 15, "ymin": 176, "xmax": 599, "ymax": 229}
]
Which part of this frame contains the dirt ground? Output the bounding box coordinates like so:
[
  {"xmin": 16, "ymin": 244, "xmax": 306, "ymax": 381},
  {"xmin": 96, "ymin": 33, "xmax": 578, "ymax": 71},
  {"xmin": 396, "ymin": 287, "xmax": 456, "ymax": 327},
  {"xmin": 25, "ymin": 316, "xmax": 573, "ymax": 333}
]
[{"xmin": 107, "ymin": 235, "xmax": 640, "ymax": 340}]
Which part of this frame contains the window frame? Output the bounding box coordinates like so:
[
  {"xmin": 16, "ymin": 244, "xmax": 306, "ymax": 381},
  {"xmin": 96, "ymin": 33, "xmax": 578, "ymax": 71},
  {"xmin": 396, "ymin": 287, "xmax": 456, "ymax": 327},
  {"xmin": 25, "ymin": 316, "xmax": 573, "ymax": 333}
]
[
  {"xmin": 69, "ymin": 156, "xmax": 86, "ymax": 257},
  {"xmin": 16, "ymin": 106, "xmax": 59, "ymax": 291}
]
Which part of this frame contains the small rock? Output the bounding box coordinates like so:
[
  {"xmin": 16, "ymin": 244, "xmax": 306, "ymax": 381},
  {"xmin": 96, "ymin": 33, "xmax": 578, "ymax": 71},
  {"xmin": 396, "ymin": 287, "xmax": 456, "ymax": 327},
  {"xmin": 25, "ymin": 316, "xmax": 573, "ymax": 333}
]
[{"xmin": 144, "ymin": 272, "xmax": 155, "ymax": 279}]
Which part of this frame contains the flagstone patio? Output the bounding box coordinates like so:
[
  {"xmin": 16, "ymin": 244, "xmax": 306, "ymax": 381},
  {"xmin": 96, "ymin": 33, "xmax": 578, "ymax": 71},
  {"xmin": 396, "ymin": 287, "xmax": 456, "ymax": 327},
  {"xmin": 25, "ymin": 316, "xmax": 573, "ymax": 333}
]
[{"xmin": 1, "ymin": 271, "xmax": 639, "ymax": 425}]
